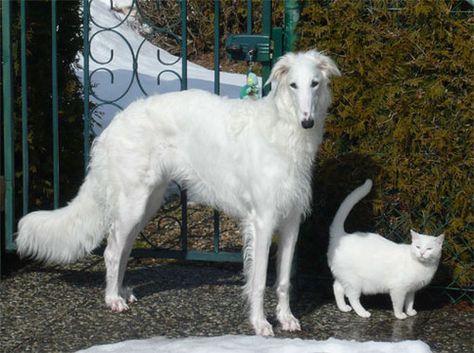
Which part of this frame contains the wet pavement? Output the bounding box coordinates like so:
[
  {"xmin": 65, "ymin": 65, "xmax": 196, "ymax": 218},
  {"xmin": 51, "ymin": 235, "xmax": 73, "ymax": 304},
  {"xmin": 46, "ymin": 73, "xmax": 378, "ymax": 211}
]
[{"xmin": 1, "ymin": 255, "xmax": 472, "ymax": 353}]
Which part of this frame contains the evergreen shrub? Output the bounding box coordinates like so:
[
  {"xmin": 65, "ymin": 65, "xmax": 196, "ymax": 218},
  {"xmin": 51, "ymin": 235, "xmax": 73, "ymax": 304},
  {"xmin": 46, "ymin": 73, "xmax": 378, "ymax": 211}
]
[{"xmin": 296, "ymin": 1, "xmax": 473, "ymax": 298}]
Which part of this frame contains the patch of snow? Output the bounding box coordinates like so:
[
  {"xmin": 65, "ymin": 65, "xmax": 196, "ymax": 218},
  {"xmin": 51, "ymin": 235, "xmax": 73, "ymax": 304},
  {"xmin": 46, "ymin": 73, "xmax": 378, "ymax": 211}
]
[{"xmin": 76, "ymin": 335, "xmax": 432, "ymax": 353}]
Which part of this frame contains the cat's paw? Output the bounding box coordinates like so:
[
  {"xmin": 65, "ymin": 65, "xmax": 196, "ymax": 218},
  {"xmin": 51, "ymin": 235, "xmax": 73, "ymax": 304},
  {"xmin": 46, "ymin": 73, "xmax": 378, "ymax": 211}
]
[
  {"xmin": 395, "ymin": 312, "xmax": 408, "ymax": 320},
  {"xmin": 406, "ymin": 309, "xmax": 417, "ymax": 316},
  {"xmin": 356, "ymin": 310, "xmax": 371, "ymax": 318},
  {"xmin": 106, "ymin": 295, "xmax": 129, "ymax": 312},
  {"xmin": 252, "ymin": 319, "xmax": 274, "ymax": 336}
]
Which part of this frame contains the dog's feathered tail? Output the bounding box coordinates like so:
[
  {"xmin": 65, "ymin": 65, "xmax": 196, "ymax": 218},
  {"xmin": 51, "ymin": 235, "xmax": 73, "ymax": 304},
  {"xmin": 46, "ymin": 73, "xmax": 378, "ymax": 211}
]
[
  {"xmin": 16, "ymin": 176, "xmax": 107, "ymax": 264},
  {"xmin": 329, "ymin": 179, "xmax": 372, "ymax": 239}
]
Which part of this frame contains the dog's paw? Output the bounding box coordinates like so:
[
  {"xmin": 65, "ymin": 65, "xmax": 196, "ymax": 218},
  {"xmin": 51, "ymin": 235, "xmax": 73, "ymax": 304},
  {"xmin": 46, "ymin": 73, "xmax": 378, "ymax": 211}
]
[
  {"xmin": 279, "ymin": 315, "xmax": 301, "ymax": 332},
  {"xmin": 395, "ymin": 312, "xmax": 408, "ymax": 320},
  {"xmin": 121, "ymin": 287, "xmax": 137, "ymax": 303},
  {"xmin": 338, "ymin": 304, "xmax": 352, "ymax": 313},
  {"xmin": 406, "ymin": 309, "xmax": 417, "ymax": 316},
  {"xmin": 128, "ymin": 293, "xmax": 138, "ymax": 303},
  {"xmin": 106, "ymin": 295, "xmax": 129, "ymax": 312},
  {"xmin": 253, "ymin": 319, "xmax": 274, "ymax": 336},
  {"xmin": 355, "ymin": 310, "xmax": 371, "ymax": 318}
]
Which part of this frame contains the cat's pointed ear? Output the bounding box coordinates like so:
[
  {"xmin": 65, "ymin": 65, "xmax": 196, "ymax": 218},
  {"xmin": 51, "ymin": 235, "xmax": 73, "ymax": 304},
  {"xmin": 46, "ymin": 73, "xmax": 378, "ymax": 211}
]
[
  {"xmin": 437, "ymin": 234, "xmax": 445, "ymax": 244},
  {"xmin": 410, "ymin": 229, "xmax": 419, "ymax": 240}
]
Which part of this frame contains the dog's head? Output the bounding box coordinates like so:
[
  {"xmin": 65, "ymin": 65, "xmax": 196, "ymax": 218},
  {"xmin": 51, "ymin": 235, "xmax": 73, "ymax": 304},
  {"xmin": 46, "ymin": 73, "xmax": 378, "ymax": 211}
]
[{"xmin": 266, "ymin": 50, "xmax": 340, "ymax": 129}]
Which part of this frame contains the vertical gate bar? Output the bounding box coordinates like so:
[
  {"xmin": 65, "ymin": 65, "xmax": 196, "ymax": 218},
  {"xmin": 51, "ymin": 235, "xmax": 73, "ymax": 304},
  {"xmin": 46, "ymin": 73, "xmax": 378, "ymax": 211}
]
[
  {"xmin": 261, "ymin": 0, "xmax": 272, "ymax": 96},
  {"xmin": 213, "ymin": 210, "xmax": 220, "ymax": 253},
  {"xmin": 271, "ymin": 27, "xmax": 283, "ymax": 66},
  {"xmin": 262, "ymin": 1, "xmax": 272, "ymax": 47},
  {"xmin": 213, "ymin": 0, "xmax": 221, "ymax": 253},
  {"xmin": 247, "ymin": 0, "xmax": 253, "ymax": 33},
  {"xmin": 180, "ymin": 0, "xmax": 187, "ymax": 90},
  {"xmin": 51, "ymin": 0, "xmax": 60, "ymax": 208},
  {"xmin": 83, "ymin": 0, "xmax": 91, "ymax": 171},
  {"xmin": 213, "ymin": 0, "xmax": 220, "ymax": 95},
  {"xmin": 21, "ymin": 0, "xmax": 29, "ymax": 215},
  {"xmin": 181, "ymin": 190, "xmax": 188, "ymax": 252},
  {"xmin": 180, "ymin": 0, "xmax": 188, "ymax": 253},
  {"xmin": 2, "ymin": 0, "xmax": 15, "ymax": 251}
]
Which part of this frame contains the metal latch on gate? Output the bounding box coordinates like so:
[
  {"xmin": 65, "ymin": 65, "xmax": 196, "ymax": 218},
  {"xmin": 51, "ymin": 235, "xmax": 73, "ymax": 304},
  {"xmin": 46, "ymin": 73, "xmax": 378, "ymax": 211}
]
[{"xmin": 224, "ymin": 34, "xmax": 271, "ymax": 62}]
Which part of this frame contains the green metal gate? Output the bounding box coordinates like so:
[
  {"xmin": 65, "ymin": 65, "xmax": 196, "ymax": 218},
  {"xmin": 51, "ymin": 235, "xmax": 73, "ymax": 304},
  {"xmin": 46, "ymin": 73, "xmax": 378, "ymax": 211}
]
[{"xmin": 1, "ymin": 0, "xmax": 300, "ymax": 272}]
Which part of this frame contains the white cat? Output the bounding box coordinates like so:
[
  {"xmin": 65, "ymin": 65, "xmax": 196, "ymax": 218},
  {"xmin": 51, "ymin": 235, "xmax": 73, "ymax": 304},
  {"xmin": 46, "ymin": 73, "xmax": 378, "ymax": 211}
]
[{"xmin": 327, "ymin": 179, "xmax": 444, "ymax": 319}]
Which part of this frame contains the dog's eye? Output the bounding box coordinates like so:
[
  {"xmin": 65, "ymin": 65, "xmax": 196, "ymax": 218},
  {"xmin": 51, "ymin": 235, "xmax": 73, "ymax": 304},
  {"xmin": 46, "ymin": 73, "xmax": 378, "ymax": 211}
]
[
  {"xmin": 311, "ymin": 80, "xmax": 319, "ymax": 88},
  {"xmin": 290, "ymin": 82, "xmax": 298, "ymax": 89}
]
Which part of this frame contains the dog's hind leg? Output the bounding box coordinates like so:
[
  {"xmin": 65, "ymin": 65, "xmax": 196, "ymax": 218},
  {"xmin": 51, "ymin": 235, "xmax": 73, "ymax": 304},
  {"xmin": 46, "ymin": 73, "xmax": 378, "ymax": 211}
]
[
  {"xmin": 104, "ymin": 183, "xmax": 167, "ymax": 312},
  {"xmin": 243, "ymin": 212, "xmax": 275, "ymax": 336},
  {"xmin": 275, "ymin": 210, "xmax": 302, "ymax": 332}
]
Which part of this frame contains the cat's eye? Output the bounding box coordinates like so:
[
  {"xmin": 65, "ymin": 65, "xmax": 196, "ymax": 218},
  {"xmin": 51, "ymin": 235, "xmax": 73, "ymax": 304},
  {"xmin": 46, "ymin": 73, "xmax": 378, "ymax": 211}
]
[
  {"xmin": 311, "ymin": 80, "xmax": 319, "ymax": 88},
  {"xmin": 427, "ymin": 248, "xmax": 432, "ymax": 251},
  {"xmin": 290, "ymin": 82, "xmax": 298, "ymax": 89}
]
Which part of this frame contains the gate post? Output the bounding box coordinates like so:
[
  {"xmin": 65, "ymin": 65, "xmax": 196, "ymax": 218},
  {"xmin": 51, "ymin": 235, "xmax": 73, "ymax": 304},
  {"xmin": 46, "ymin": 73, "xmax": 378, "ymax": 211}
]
[{"xmin": 284, "ymin": 0, "xmax": 301, "ymax": 53}]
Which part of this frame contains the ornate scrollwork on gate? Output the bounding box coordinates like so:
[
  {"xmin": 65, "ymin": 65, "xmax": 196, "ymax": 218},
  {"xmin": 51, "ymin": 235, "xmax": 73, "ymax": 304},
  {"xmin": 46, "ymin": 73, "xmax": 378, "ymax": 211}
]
[
  {"xmin": 87, "ymin": 0, "xmax": 185, "ymax": 109},
  {"xmin": 85, "ymin": 0, "xmax": 188, "ymax": 253}
]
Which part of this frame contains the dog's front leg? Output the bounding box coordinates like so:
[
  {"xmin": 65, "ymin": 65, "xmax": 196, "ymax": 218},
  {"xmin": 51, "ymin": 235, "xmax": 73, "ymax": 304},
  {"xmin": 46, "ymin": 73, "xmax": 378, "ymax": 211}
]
[
  {"xmin": 245, "ymin": 213, "xmax": 275, "ymax": 336},
  {"xmin": 275, "ymin": 210, "xmax": 302, "ymax": 331}
]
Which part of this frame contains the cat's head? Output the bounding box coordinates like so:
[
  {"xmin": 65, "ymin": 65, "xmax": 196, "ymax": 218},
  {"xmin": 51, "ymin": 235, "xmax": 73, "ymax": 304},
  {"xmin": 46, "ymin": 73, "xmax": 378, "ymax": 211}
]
[{"xmin": 410, "ymin": 229, "xmax": 444, "ymax": 263}]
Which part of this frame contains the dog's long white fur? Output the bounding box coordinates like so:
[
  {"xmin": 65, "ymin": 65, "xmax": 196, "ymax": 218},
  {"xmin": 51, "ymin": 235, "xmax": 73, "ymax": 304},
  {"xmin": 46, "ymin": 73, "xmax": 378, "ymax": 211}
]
[{"xmin": 16, "ymin": 50, "xmax": 340, "ymax": 336}]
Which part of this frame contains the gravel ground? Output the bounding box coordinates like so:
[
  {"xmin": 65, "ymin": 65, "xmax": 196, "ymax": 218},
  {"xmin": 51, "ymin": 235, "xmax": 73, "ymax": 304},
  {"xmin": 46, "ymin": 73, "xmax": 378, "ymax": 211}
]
[{"xmin": 1, "ymin": 255, "xmax": 472, "ymax": 353}]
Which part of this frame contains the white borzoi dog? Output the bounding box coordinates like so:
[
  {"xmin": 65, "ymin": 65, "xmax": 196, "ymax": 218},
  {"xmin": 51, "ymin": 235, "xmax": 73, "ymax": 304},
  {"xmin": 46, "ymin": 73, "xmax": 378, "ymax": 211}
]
[{"xmin": 16, "ymin": 50, "xmax": 340, "ymax": 336}]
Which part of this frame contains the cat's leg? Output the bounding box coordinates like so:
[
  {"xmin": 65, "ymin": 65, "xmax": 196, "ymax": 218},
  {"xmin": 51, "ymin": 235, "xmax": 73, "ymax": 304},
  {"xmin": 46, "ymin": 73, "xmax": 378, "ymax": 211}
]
[
  {"xmin": 390, "ymin": 289, "xmax": 408, "ymax": 319},
  {"xmin": 404, "ymin": 291, "xmax": 417, "ymax": 316},
  {"xmin": 346, "ymin": 288, "xmax": 371, "ymax": 318},
  {"xmin": 333, "ymin": 280, "xmax": 352, "ymax": 312},
  {"xmin": 275, "ymin": 210, "xmax": 301, "ymax": 332}
]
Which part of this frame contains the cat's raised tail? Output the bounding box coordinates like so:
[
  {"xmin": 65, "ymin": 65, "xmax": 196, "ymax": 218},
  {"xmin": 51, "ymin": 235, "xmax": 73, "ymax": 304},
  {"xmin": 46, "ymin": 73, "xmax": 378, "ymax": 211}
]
[{"xmin": 329, "ymin": 179, "xmax": 373, "ymax": 238}]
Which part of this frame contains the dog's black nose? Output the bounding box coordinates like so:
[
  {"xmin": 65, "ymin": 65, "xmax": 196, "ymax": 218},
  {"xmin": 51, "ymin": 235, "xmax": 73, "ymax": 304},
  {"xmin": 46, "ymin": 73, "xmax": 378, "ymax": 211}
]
[{"xmin": 301, "ymin": 119, "xmax": 314, "ymax": 129}]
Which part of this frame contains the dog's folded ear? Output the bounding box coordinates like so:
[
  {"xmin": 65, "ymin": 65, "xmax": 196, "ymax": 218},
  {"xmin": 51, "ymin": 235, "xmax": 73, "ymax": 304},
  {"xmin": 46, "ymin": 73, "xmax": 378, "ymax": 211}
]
[
  {"xmin": 264, "ymin": 53, "xmax": 296, "ymax": 87},
  {"xmin": 307, "ymin": 50, "xmax": 341, "ymax": 78},
  {"xmin": 265, "ymin": 50, "xmax": 340, "ymax": 88}
]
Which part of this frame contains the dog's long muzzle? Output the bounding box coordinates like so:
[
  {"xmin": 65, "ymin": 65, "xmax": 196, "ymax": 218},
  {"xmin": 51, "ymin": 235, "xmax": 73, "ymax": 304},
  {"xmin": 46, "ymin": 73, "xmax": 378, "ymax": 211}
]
[{"xmin": 301, "ymin": 119, "xmax": 315, "ymax": 129}]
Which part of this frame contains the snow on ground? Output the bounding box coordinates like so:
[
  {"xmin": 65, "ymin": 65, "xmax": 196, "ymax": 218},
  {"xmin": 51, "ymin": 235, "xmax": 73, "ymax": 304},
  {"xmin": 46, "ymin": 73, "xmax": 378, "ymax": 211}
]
[
  {"xmin": 77, "ymin": 335, "xmax": 432, "ymax": 353},
  {"xmin": 76, "ymin": 0, "xmax": 248, "ymax": 132}
]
